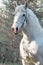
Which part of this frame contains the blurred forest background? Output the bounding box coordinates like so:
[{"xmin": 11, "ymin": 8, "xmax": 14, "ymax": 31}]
[{"xmin": 0, "ymin": 0, "xmax": 43, "ymax": 65}]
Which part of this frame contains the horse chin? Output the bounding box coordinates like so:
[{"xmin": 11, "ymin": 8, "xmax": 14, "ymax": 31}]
[
  {"xmin": 14, "ymin": 31, "xmax": 18, "ymax": 35},
  {"xmin": 14, "ymin": 32, "xmax": 18, "ymax": 35}
]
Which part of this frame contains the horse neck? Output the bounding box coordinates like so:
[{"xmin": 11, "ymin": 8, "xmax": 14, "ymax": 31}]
[{"xmin": 22, "ymin": 8, "xmax": 43, "ymax": 40}]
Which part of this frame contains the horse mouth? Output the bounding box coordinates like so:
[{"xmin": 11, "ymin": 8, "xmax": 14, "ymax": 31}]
[
  {"xmin": 14, "ymin": 32, "xmax": 18, "ymax": 35},
  {"xmin": 13, "ymin": 30, "xmax": 18, "ymax": 35}
]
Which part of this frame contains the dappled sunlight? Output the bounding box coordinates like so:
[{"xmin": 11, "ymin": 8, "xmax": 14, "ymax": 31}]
[{"xmin": 0, "ymin": 0, "xmax": 6, "ymax": 8}]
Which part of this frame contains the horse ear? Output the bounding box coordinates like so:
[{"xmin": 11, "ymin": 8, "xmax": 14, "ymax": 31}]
[
  {"xmin": 13, "ymin": 1, "xmax": 17, "ymax": 8},
  {"xmin": 25, "ymin": 2, "xmax": 27, "ymax": 9}
]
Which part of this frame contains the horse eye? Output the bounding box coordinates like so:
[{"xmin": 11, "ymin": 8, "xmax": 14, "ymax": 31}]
[{"xmin": 23, "ymin": 14, "xmax": 25, "ymax": 16}]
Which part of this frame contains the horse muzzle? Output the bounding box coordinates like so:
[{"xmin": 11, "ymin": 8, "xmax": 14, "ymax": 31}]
[{"xmin": 12, "ymin": 27, "xmax": 18, "ymax": 34}]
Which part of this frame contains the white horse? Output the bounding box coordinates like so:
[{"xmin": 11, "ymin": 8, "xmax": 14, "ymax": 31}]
[{"xmin": 11, "ymin": 4, "xmax": 43, "ymax": 65}]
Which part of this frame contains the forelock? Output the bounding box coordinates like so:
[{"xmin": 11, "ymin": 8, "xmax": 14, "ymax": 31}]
[{"xmin": 15, "ymin": 5, "xmax": 25, "ymax": 13}]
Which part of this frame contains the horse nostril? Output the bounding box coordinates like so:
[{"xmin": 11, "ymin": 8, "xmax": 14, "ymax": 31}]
[
  {"xmin": 12, "ymin": 28, "xmax": 14, "ymax": 31},
  {"xmin": 16, "ymin": 27, "xmax": 18, "ymax": 31}
]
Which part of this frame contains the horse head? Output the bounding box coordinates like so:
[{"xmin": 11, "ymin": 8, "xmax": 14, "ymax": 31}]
[{"xmin": 11, "ymin": 4, "xmax": 27, "ymax": 34}]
